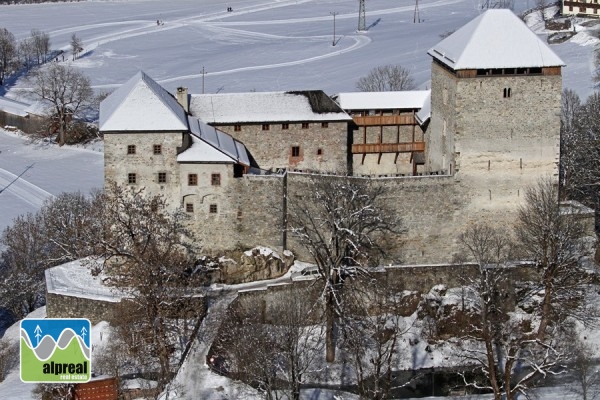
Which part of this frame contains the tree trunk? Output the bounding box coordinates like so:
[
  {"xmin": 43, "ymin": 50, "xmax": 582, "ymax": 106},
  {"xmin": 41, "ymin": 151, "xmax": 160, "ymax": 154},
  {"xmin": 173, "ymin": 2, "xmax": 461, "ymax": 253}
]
[{"xmin": 326, "ymin": 297, "xmax": 335, "ymax": 362}]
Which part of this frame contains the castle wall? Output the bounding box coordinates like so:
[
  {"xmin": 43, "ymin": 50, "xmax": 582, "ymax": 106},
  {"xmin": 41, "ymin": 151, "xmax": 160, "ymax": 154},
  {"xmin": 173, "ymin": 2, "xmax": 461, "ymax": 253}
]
[
  {"xmin": 215, "ymin": 122, "xmax": 348, "ymax": 173},
  {"xmin": 46, "ymin": 292, "xmax": 118, "ymax": 325},
  {"xmin": 104, "ymin": 131, "xmax": 184, "ymax": 208}
]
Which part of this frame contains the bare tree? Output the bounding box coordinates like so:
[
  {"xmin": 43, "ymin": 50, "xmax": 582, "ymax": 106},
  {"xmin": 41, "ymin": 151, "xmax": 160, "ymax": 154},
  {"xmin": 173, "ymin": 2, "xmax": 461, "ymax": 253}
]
[
  {"xmin": 70, "ymin": 33, "xmax": 82, "ymax": 60},
  {"xmin": 356, "ymin": 65, "xmax": 416, "ymax": 92},
  {"xmin": 568, "ymin": 337, "xmax": 600, "ymax": 400},
  {"xmin": 342, "ymin": 280, "xmax": 412, "ymax": 400},
  {"xmin": 92, "ymin": 182, "xmax": 202, "ymax": 394},
  {"xmin": 515, "ymin": 178, "xmax": 593, "ymax": 338},
  {"xmin": 18, "ymin": 37, "xmax": 35, "ymax": 70},
  {"xmin": 30, "ymin": 29, "xmax": 50, "ymax": 65},
  {"xmin": 214, "ymin": 289, "xmax": 324, "ymax": 400},
  {"xmin": 560, "ymin": 88, "xmax": 583, "ymax": 194},
  {"xmin": 29, "ymin": 63, "xmax": 93, "ymax": 146},
  {"xmin": 0, "ymin": 28, "xmax": 16, "ymax": 85},
  {"xmin": 455, "ymin": 223, "xmax": 566, "ymax": 400},
  {"xmin": 287, "ymin": 176, "xmax": 403, "ymax": 362}
]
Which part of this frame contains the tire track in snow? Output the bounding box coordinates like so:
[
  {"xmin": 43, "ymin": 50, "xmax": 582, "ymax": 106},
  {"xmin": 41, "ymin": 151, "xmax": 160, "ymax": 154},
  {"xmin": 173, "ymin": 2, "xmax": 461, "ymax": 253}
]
[{"xmin": 0, "ymin": 167, "xmax": 54, "ymax": 209}]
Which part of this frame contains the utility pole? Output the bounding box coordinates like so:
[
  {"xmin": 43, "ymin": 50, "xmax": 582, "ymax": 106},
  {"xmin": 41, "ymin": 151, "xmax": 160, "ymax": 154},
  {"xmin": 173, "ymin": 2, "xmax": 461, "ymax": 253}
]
[
  {"xmin": 414, "ymin": 0, "xmax": 421, "ymax": 23},
  {"xmin": 330, "ymin": 11, "xmax": 338, "ymax": 46},
  {"xmin": 358, "ymin": 0, "xmax": 366, "ymax": 31},
  {"xmin": 201, "ymin": 66, "xmax": 205, "ymax": 94}
]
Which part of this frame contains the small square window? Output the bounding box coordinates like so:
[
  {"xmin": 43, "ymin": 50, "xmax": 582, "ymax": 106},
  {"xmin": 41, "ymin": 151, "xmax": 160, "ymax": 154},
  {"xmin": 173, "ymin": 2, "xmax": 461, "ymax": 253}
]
[
  {"xmin": 291, "ymin": 146, "xmax": 300, "ymax": 157},
  {"xmin": 317, "ymin": 148, "xmax": 323, "ymax": 156},
  {"xmin": 234, "ymin": 124, "xmax": 241, "ymax": 132},
  {"xmin": 153, "ymin": 144, "xmax": 162, "ymax": 155},
  {"xmin": 128, "ymin": 173, "xmax": 137, "ymax": 184},
  {"xmin": 282, "ymin": 123, "xmax": 289, "ymax": 130},
  {"xmin": 321, "ymin": 122, "xmax": 328, "ymax": 128},
  {"xmin": 188, "ymin": 174, "xmax": 198, "ymax": 186},
  {"xmin": 209, "ymin": 204, "xmax": 218, "ymax": 214},
  {"xmin": 186, "ymin": 203, "xmax": 194, "ymax": 213},
  {"xmin": 301, "ymin": 123, "xmax": 309, "ymax": 129},
  {"xmin": 158, "ymin": 172, "xmax": 167, "ymax": 183},
  {"xmin": 211, "ymin": 173, "xmax": 221, "ymax": 186},
  {"xmin": 262, "ymin": 124, "xmax": 270, "ymax": 131},
  {"xmin": 127, "ymin": 145, "xmax": 136, "ymax": 155}
]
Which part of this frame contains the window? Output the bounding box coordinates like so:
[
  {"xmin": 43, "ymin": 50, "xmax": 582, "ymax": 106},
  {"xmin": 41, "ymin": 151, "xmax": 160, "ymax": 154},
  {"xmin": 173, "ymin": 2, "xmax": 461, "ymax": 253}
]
[
  {"xmin": 127, "ymin": 145, "xmax": 136, "ymax": 155},
  {"xmin": 317, "ymin": 148, "xmax": 323, "ymax": 156},
  {"xmin": 128, "ymin": 173, "xmax": 137, "ymax": 184},
  {"xmin": 188, "ymin": 174, "xmax": 198, "ymax": 186},
  {"xmin": 291, "ymin": 146, "xmax": 300, "ymax": 157},
  {"xmin": 321, "ymin": 122, "xmax": 328, "ymax": 128},
  {"xmin": 282, "ymin": 123, "xmax": 289, "ymax": 130},
  {"xmin": 301, "ymin": 123, "xmax": 309, "ymax": 129},
  {"xmin": 234, "ymin": 124, "xmax": 241, "ymax": 132},
  {"xmin": 503, "ymin": 88, "xmax": 512, "ymax": 98},
  {"xmin": 211, "ymin": 173, "xmax": 221, "ymax": 186},
  {"xmin": 158, "ymin": 172, "xmax": 167, "ymax": 183},
  {"xmin": 186, "ymin": 203, "xmax": 194, "ymax": 213},
  {"xmin": 153, "ymin": 144, "xmax": 162, "ymax": 155},
  {"xmin": 262, "ymin": 124, "xmax": 270, "ymax": 131},
  {"xmin": 209, "ymin": 204, "xmax": 218, "ymax": 214}
]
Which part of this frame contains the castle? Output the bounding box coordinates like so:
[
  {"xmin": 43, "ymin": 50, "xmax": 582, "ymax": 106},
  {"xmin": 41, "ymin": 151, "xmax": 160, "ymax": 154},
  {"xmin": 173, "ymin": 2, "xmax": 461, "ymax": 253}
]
[{"xmin": 100, "ymin": 10, "xmax": 563, "ymax": 264}]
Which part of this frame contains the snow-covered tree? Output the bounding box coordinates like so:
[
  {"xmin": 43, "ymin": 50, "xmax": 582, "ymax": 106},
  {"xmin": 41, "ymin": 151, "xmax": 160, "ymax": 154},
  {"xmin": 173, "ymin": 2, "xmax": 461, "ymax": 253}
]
[
  {"xmin": 356, "ymin": 64, "xmax": 416, "ymax": 92},
  {"xmin": 70, "ymin": 33, "xmax": 82, "ymax": 60},
  {"xmin": 287, "ymin": 176, "xmax": 404, "ymax": 362},
  {"xmin": 30, "ymin": 29, "xmax": 50, "ymax": 65}
]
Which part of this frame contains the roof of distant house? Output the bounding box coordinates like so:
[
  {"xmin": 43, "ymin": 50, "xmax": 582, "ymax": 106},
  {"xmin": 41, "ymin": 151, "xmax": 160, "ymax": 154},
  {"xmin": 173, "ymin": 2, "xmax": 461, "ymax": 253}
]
[
  {"xmin": 99, "ymin": 71, "xmax": 189, "ymax": 132},
  {"xmin": 334, "ymin": 90, "xmax": 430, "ymax": 111},
  {"xmin": 428, "ymin": 9, "xmax": 564, "ymax": 70},
  {"xmin": 178, "ymin": 116, "xmax": 251, "ymax": 166},
  {"xmin": 189, "ymin": 90, "xmax": 352, "ymax": 124}
]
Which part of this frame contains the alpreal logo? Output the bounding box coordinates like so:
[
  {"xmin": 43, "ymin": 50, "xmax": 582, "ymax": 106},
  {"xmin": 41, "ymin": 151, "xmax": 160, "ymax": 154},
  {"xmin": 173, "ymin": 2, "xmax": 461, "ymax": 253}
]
[{"xmin": 20, "ymin": 318, "xmax": 91, "ymax": 383}]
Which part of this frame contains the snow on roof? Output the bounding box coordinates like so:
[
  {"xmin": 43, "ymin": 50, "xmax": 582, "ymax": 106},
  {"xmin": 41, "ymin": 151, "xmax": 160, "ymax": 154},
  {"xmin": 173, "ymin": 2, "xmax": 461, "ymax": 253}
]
[
  {"xmin": 428, "ymin": 9, "xmax": 564, "ymax": 70},
  {"xmin": 0, "ymin": 96, "xmax": 31, "ymax": 117},
  {"xmin": 45, "ymin": 258, "xmax": 126, "ymax": 302},
  {"xmin": 334, "ymin": 90, "xmax": 430, "ymax": 111},
  {"xmin": 178, "ymin": 117, "xmax": 251, "ymax": 165},
  {"xmin": 415, "ymin": 91, "xmax": 431, "ymax": 125},
  {"xmin": 189, "ymin": 90, "xmax": 352, "ymax": 124},
  {"xmin": 99, "ymin": 71, "xmax": 189, "ymax": 132}
]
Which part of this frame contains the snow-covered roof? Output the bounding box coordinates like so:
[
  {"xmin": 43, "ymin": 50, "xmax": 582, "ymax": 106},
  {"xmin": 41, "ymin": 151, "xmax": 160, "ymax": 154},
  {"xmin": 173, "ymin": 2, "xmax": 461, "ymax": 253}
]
[
  {"xmin": 0, "ymin": 96, "xmax": 31, "ymax": 117},
  {"xmin": 415, "ymin": 92, "xmax": 431, "ymax": 125},
  {"xmin": 99, "ymin": 71, "xmax": 189, "ymax": 132},
  {"xmin": 428, "ymin": 9, "xmax": 564, "ymax": 70},
  {"xmin": 189, "ymin": 90, "xmax": 352, "ymax": 124},
  {"xmin": 178, "ymin": 117, "xmax": 251, "ymax": 166},
  {"xmin": 334, "ymin": 90, "xmax": 430, "ymax": 111}
]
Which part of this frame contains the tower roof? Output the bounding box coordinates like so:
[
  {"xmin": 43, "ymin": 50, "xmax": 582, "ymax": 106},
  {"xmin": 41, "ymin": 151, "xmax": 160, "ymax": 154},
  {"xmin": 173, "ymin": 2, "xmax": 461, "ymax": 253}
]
[
  {"xmin": 100, "ymin": 71, "xmax": 189, "ymax": 132},
  {"xmin": 428, "ymin": 9, "xmax": 564, "ymax": 70}
]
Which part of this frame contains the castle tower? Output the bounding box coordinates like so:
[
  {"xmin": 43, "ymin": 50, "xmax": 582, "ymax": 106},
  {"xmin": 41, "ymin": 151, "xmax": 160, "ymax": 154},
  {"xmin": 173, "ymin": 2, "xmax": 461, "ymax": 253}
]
[{"xmin": 425, "ymin": 10, "xmax": 563, "ymax": 218}]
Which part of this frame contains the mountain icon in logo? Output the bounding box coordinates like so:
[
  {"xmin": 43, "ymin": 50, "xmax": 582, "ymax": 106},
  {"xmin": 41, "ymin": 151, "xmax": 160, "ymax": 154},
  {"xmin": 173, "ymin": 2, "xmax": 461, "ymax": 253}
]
[{"xmin": 20, "ymin": 318, "xmax": 91, "ymax": 383}]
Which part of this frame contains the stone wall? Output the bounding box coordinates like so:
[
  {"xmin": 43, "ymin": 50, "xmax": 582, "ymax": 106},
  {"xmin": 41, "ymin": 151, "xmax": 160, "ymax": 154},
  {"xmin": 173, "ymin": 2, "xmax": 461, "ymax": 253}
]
[
  {"xmin": 215, "ymin": 121, "xmax": 349, "ymax": 173},
  {"xmin": 0, "ymin": 111, "xmax": 46, "ymax": 134},
  {"xmin": 46, "ymin": 292, "xmax": 118, "ymax": 325}
]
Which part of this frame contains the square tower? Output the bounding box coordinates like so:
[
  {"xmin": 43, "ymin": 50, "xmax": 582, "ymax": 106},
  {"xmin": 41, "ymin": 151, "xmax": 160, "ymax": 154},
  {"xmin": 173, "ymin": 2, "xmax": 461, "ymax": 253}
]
[{"xmin": 426, "ymin": 10, "xmax": 563, "ymax": 214}]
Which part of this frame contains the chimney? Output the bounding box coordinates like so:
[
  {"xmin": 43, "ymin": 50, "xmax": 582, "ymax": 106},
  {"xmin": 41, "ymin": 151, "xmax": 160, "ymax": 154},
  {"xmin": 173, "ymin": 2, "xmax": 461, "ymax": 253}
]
[{"xmin": 176, "ymin": 87, "xmax": 189, "ymax": 113}]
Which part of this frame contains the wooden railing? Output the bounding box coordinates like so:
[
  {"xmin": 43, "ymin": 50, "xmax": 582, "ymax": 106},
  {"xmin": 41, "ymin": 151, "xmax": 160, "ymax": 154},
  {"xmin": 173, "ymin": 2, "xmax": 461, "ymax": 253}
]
[
  {"xmin": 351, "ymin": 142, "xmax": 425, "ymax": 154},
  {"xmin": 352, "ymin": 115, "xmax": 416, "ymax": 126}
]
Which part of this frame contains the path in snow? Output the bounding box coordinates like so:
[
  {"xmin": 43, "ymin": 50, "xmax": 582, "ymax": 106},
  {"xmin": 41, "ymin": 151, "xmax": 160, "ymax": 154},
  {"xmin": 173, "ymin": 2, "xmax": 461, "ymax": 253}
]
[{"xmin": 0, "ymin": 167, "xmax": 54, "ymax": 208}]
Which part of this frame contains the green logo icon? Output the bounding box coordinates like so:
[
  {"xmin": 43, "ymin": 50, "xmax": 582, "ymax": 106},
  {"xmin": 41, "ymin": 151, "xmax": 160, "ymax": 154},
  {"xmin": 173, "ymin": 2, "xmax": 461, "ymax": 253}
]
[{"xmin": 20, "ymin": 318, "xmax": 91, "ymax": 383}]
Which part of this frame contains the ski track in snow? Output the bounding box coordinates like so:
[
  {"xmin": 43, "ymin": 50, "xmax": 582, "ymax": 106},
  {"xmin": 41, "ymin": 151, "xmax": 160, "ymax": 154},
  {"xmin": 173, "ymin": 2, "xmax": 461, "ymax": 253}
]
[
  {"xmin": 0, "ymin": 167, "xmax": 54, "ymax": 208},
  {"xmin": 35, "ymin": 0, "xmax": 462, "ymax": 89}
]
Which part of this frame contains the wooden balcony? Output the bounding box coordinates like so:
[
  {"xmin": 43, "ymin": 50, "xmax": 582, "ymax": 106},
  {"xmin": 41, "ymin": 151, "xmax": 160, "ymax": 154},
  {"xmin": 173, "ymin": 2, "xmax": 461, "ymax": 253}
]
[
  {"xmin": 352, "ymin": 142, "xmax": 425, "ymax": 154},
  {"xmin": 352, "ymin": 115, "xmax": 416, "ymax": 126}
]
